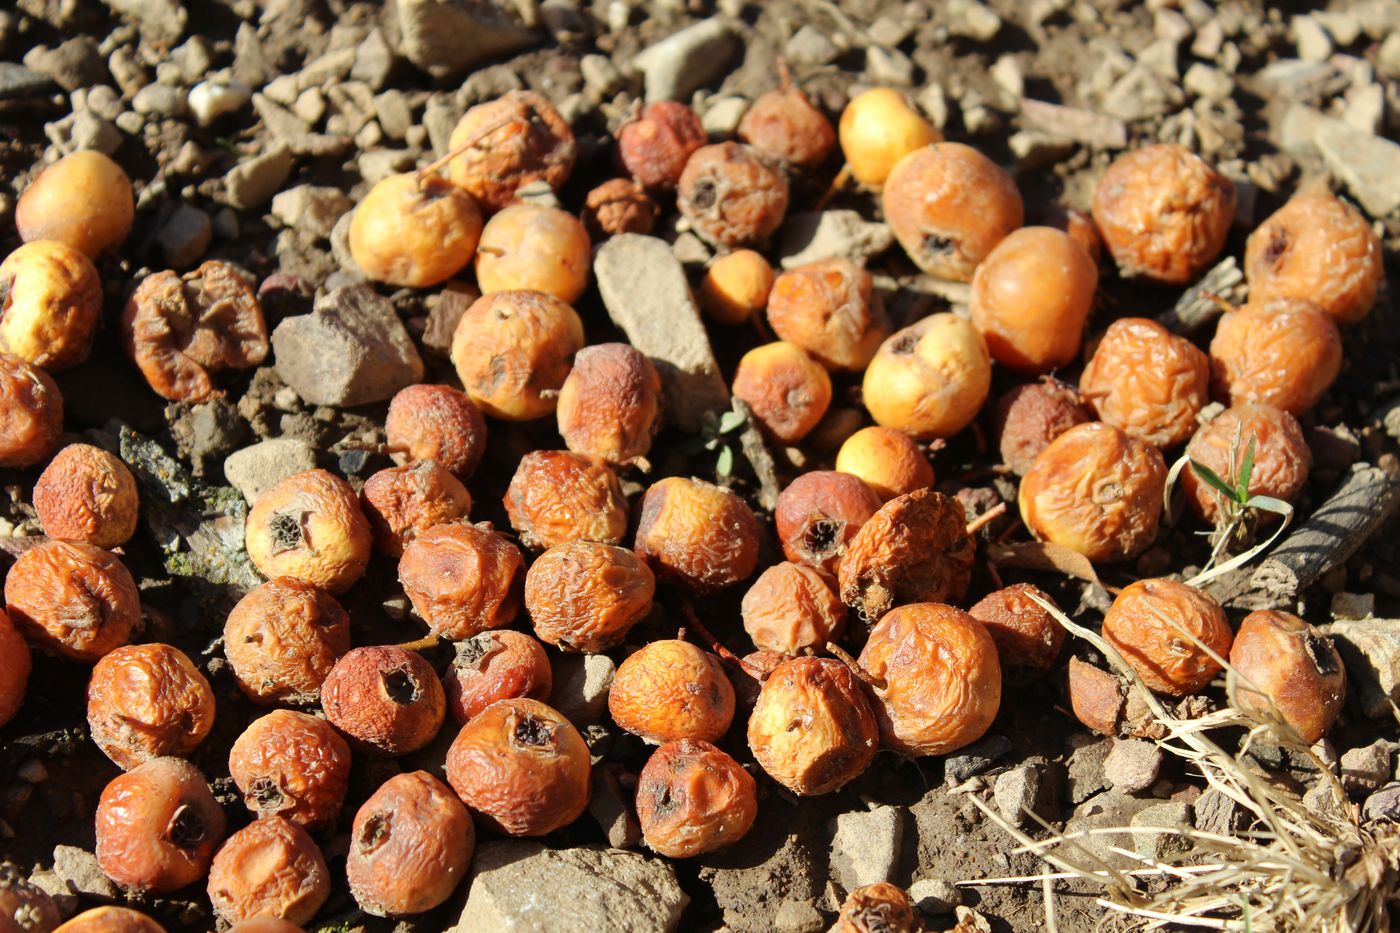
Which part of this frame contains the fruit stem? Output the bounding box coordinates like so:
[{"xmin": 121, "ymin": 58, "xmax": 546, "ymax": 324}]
[
  {"xmin": 417, "ymin": 117, "xmax": 515, "ymax": 185},
  {"xmin": 965, "ymin": 501, "xmax": 1007, "ymax": 535},
  {"xmin": 813, "ymin": 164, "xmax": 851, "ymax": 212},
  {"xmin": 396, "ymin": 633, "xmax": 441, "ymax": 653},
  {"xmin": 825, "ymin": 641, "xmax": 883, "ymax": 689},
  {"xmin": 680, "ymin": 601, "xmax": 766, "ymax": 681},
  {"xmin": 1202, "ymin": 291, "xmax": 1239, "ymax": 315}
]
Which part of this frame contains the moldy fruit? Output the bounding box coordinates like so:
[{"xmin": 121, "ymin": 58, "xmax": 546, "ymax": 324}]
[
  {"xmin": 244, "ymin": 469, "xmax": 372, "ymax": 595},
  {"xmin": 87, "ymin": 643, "xmax": 215, "ymax": 770},
  {"xmin": 766, "ymin": 258, "xmax": 890, "ymax": 372},
  {"xmin": 609, "ymin": 640, "xmax": 735, "ymax": 744},
  {"xmin": 731, "ymin": 341, "xmax": 832, "ymax": 444},
  {"xmin": 447, "ymin": 90, "xmax": 576, "ymax": 212},
  {"xmin": 5, "ymin": 540, "xmax": 139, "ymax": 662},
  {"xmin": 0, "ymin": 610, "xmax": 30, "ymax": 729},
  {"xmin": 556, "ymin": 343, "xmax": 663, "ymax": 468},
  {"xmin": 444, "ymin": 629, "xmax": 553, "ymax": 723},
  {"xmin": 774, "ymin": 470, "xmax": 882, "ymax": 575},
  {"xmin": 348, "ymin": 172, "xmax": 482, "ymax": 288},
  {"xmin": 320, "ymin": 645, "xmax": 446, "ymax": 756},
  {"xmin": 524, "ymin": 540, "xmax": 655, "ymax": 653},
  {"xmin": 0, "ymin": 240, "xmax": 102, "ymax": 370},
  {"xmin": 33, "ymin": 443, "xmax": 139, "ymax": 548},
  {"xmin": 504, "ymin": 450, "xmax": 628, "ymax": 550},
  {"xmin": 450, "ymin": 290, "xmax": 584, "ymax": 421},
  {"xmin": 833, "ymin": 426, "xmax": 933, "ymax": 502},
  {"xmin": 635, "ymin": 739, "xmax": 757, "ymax": 858},
  {"xmin": 206, "ymin": 816, "xmax": 330, "ymax": 927},
  {"xmin": 738, "ymin": 83, "xmax": 836, "ymax": 169},
  {"xmin": 16, "ymin": 150, "xmax": 134, "ymax": 258},
  {"xmin": 1101, "ymin": 579, "xmax": 1232, "ymax": 696},
  {"xmin": 831, "ymin": 882, "xmax": 918, "ymax": 933},
  {"xmin": 223, "ymin": 577, "xmax": 351, "ymax": 705},
  {"xmin": 1079, "ymin": 317, "xmax": 1210, "ymax": 449},
  {"xmin": 385, "ymin": 383, "xmax": 488, "ymax": 480},
  {"xmin": 862, "ymin": 313, "xmax": 991, "ymax": 440},
  {"xmin": 741, "ymin": 562, "xmax": 845, "ymax": 655},
  {"xmin": 582, "ymin": 178, "xmax": 659, "ymax": 239},
  {"xmin": 53, "ymin": 907, "xmax": 166, "ymax": 933},
  {"xmin": 94, "ymin": 757, "xmax": 225, "ymax": 893},
  {"xmin": 676, "ymin": 142, "xmax": 789, "ymax": 249},
  {"xmin": 398, "ymin": 521, "xmax": 524, "ymax": 640},
  {"xmin": 1228, "ymin": 610, "xmax": 1344, "ymax": 744},
  {"xmin": 0, "ymin": 864, "xmax": 60, "ymax": 933},
  {"xmin": 228, "ymin": 709, "xmax": 352, "ymax": 834},
  {"xmin": 633, "ymin": 476, "xmax": 761, "ymax": 591}
]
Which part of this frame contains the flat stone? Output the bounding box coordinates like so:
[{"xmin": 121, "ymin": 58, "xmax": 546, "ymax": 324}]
[
  {"xmin": 1100, "ymin": 64, "xmax": 1183, "ymax": 121},
  {"xmin": 132, "ymin": 82, "xmax": 187, "ymax": 116},
  {"xmin": 1344, "ymin": 83, "xmax": 1385, "ymax": 134},
  {"xmin": 778, "ymin": 210, "xmax": 894, "ymax": 269},
  {"xmin": 1292, "ymin": 15, "xmax": 1333, "ymax": 61},
  {"xmin": 1256, "ymin": 59, "xmax": 1348, "ymax": 100},
  {"xmin": 224, "ymin": 144, "xmax": 293, "ymax": 210},
  {"xmin": 944, "ymin": 734, "xmax": 1013, "ymax": 784},
  {"xmin": 1362, "ymin": 782, "xmax": 1400, "ymax": 823},
  {"xmin": 233, "ymin": 21, "xmax": 272, "ymax": 87},
  {"xmin": 1332, "ymin": 591, "xmax": 1376, "ymax": 621},
  {"xmin": 866, "ymin": 45, "xmax": 914, "ymax": 86},
  {"xmin": 1379, "ymin": 33, "xmax": 1400, "ymax": 80},
  {"xmin": 1183, "ymin": 62, "xmax": 1232, "ymax": 102},
  {"xmin": 1192, "ymin": 787, "xmax": 1244, "ymax": 836},
  {"xmin": 1104, "ymin": 738, "xmax": 1164, "ymax": 794},
  {"xmin": 551, "ymin": 653, "xmax": 615, "ymax": 727},
  {"xmin": 358, "ymin": 148, "xmax": 416, "ymax": 185},
  {"xmin": 254, "ymin": 93, "xmax": 313, "ymax": 139},
  {"xmin": 52, "ymin": 846, "xmax": 117, "ymax": 900},
  {"xmin": 773, "ymin": 899, "xmax": 824, "ymax": 932},
  {"xmin": 1019, "ymin": 98, "xmax": 1128, "ymax": 148},
  {"xmin": 223, "ymin": 437, "xmax": 317, "ymax": 505},
  {"xmin": 271, "ymin": 184, "xmax": 352, "ymax": 239},
  {"xmin": 449, "ymin": 841, "xmax": 687, "ymax": 932},
  {"xmin": 785, "ymin": 25, "xmax": 841, "ymax": 67},
  {"xmin": 633, "ymin": 19, "xmax": 741, "ymax": 102},
  {"xmin": 1066, "ymin": 734, "xmax": 1112, "ymax": 803},
  {"xmin": 948, "ymin": 0, "xmax": 1002, "ymax": 41},
  {"xmin": 100, "ymin": 0, "xmax": 185, "ymax": 41},
  {"xmin": 272, "ymin": 284, "xmax": 424, "ymax": 407},
  {"xmin": 909, "ymin": 878, "xmax": 962, "ymax": 915},
  {"xmin": 158, "ymin": 204, "xmax": 212, "ymax": 267},
  {"xmin": 1322, "ymin": 619, "xmax": 1400, "ymax": 718},
  {"xmin": 24, "ymin": 37, "xmax": 108, "ymax": 91},
  {"xmin": 1129, "ymin": 801, "xmax": 1191, "ymax": 860},
  {"xmin": 829, "ymin": 804, "xmax": 904, "ymax": 892},
  {"xmin": 0, "ymin": 63, "xmax": 54, "ymax": 99},
  {"xmin": 1315, "ymin": 119, "xmax": 1400, "ymax": 217},
  {"xmin": 701, "ymin": 96, "xmax": 750, "ymax": 136},
  {"xmin": 993, "ymin": 758, "xmax": 1056, "ymax": 827},
  {"xmin": 374, "ymin": 89, "xmax": 413, "ymax": 140},
  {"xmin": 397, "ymin": 0, "xmax": 538, "ymax": 79},
  {"xmin": 594, "ymin": 234, "xmax": 730, "ymax": 432},
  {"xmin": 1341, "ymin": 740, "xmax": 1393, "ymax": 796},
  {"xmin": 352, "ymin": 27, "xmax": 396, "ymax": 89}
]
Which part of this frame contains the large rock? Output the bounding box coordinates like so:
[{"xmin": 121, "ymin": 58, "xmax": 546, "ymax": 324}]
[
  {"xmin": 1315, "ymin": 119, "xmax": 1400, "ymax": 217},
  {"xmin": 396, "ymin": 0, "xmax": 538, "ymax": 79},
  {"xmin": 633, "ymin": 18, "xmax": 741, "ymax": 102},
  {"xmin": 272, "ymin": 284, "xmax": 424, "ymax": 407},
  {"xmin": 829, "ymin": 805, "xmax": 904, "ymax": 892},
  {"xmin": 225, "ymin": 144, "xmax": 293, "ymax": 210},
  {"xmin": 450, "ymin": 842, "xmax": 687, "ymax": 932},
  {"xmin": 594, "ymin": 235, "xmax": 730, "ymax": 432},
  {"xmin": 1321, "ymin": 619, "xmax": 1400, "ymax": 719},
  {"xmin": 223, "ymin": 437, "xmax": 317, "ymax": 505}
]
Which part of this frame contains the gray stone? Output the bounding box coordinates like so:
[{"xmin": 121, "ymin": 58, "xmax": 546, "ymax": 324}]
[
  {"xmin": 132, "ymin": 82, "xmax": 187, "ymax": 116},
  {"xmin": 1018, "ymin": 98, "xmax": 1128, "ymax": 148},
  {"xmin": 52, "ymin": 846, "xmax": 117, "ymax": 900},
  {"xmin": 172, "ymin": 36, "xmax": 213, "ymax": 85},
  {"xmin": 1256, "ymin": 59, "xmax": 1348, "ymax": 100},
  {"xmin": 1362, "ymin": 782, "xmax": 1400, "ymax": 823},
  {"xmin": 374, "ymin": 89, "xmax": 413, "ymax": 140},
  {"xmin": 993, "ymin": 759, "xmax": 1055, "ymax": 827},
  {"xmin": 423, "ymin": 93, "xmax": 460, "ymax": 156},
  {"xmin": 1379, "ymin": 33, "xmax": 1400, "ymax": 80},
  {"xmin": 1009, "ymin": 130, "xmax": 1074, "ymax": 169},
  {"xmin": 1154, "ymin": 8, "xmax": 1192, "ymax": 41},
  {"xmin": 100, "ymin": 0, "xmax": 185, "ymax": 41},
  {"xmin": 1104, "ymin": 738, "xmax": 1164, "ymax": 794},
  {"xmin": 1065, "ymin": 791, "xmax": 1165, "ymax": 870},
  {"xmin": 449, "ymin": 841, "xmax": 687, "ymax": 932},
  {"xmin": 1341, "ymin": 740, "xmax": 1393, "ymax": 796},
  {"xmin": 633, "ymin": 19, "xmax": 741, "ymax": 102},
  {"xmin": 1066, "ymin": 734, "xmax": 1112, "ymax": 803},
  {"xmin": 82, "ymin": 85, "xmax": 123, "ymax": 121},
  {"xmin": 296, "ymin": 48, "xmax": 356, "ymax": 89},
  {"xmin": 829, "ymin": 805, "xmax": 904, "ymax": 892},
  {"xmin": 1129, "ymin": 801, "xmax": 1191, "ymax": 860},
  {"xmin": 551, "ymin": 653, "xmax": 615, "ymax": 727},
  {"xmin": 0, "ymin": 63, "xmax": 53, "ymax": 99},
  {"xmin": 594, "ymin": 235, "xmax": 730, "ymax": 432},
  {"xmin": 352, "ymin": 28, "xmax": 396, "ymax": 90},
  {"xmin": 271, "ymin": 184, "xmax": 352, "ymax": 239},
  {"xmin": 224, "ymin": 144, "xmax": 293, "ymax": 210},
  {"xmin": 909, "ymin": 878, "xmax": 962, "ymax": 915},
  {"xmin": 588, "ymin": 768, "xmax": 641, "ymax": 849},
  {"xmin": 358, "ymin": 149, "xmax": 416, "ymax": 185},
  {"xmin": 189, "ymin": 79, "xmax": 252, "ymax": 126},
  {"xmin": 254, "ymin": 93, "xmax": 312, "ymax": 140},
  {"xmin": 1192, "ymin": 787, "xmax": 1243, "ymax": 836},
  {"xmin": 948, "ymin": 0, "xmax": 1002, "ymax": 40},
  {"xmin": 1322, "ymin": 619, "xmax": 1400, "ymax": 719},
  {"xmin": 233, "ymin": 22, "xmax": 272, "ymax": 87},
  {"xmin": 701, "ymin": 96, "xmax": 750, "ymax": 136},
  {"xmin": 1332, "ymin": 591, "xmax": 1376, "ymax": 621},
  {"xmin": 223, "ymin": 438, "xmax": 317, "ymax": 504},
  {"xmin": 785, "ymin": 25, "xmax": 840, "ymax": 67},
  {"xmin": 1315, "ymin": 119, "xmax": 1400, "ymax": 217},
  {"xmin": 579, "ymin": 54, "xmax": 623, "ymax": 99},
  {"xmin": 990, "ymin": 55, "xmax": 1024, "ymax": 102},
  {"xmin": 69, "ymin": 111, "xmax": 121, "ymax": 155},
  {"xmin": 158, "ymin": 204, "xmax": 212, "ymax": 267},
  {"xmin": 397, "ymin": 0, "xmax": 538, "ymax": 79},
  {"xmin": 27, "ymin": 867, "xmax": 78, "ymax": 917},
  {"xmin": 773, "ymin": 899, "xmax": 824, "ymax": 932},
  {"xmin": 778, "ymin": 210, "xmax": 894, "ymax": 269},
  {"xmin": 868, "ymin": 15, "xmax": 913, "ymax": 47},
  {"xmin": 24, "ymin": 38, "xmax": 108, "ymax": 91},
  {"xmin": 944, "ymin": 734, "xmax": 1012, "ymax": 784},
  {"xmin": 920, "ymin": 83, "xmax": 949, "ymax": 129},
  {"xmin": 1101, "ymin": 65, "xmax": 1183, "ymax": 121},
  {"xmin": 272, "ymin": 284, "xmax": 424, "ymax": 407},
  {"xmin": 866, "ymin": 46, "xmax": 914, "ymax": 86},
  {"xmin": 1343, "ymin": 83, "xmax": 1384, "ymax": 135}
]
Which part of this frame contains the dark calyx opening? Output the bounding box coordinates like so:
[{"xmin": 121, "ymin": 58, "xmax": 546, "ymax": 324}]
[
  {"xmin": 514, "ymin": 714, "xmax": 552, "ymax": 747},
  {"xmin": 249, "ymin": 777, "xmax": 284, "ymax": 810},
  {"xmin": 801, "ymin": 518, "xmax": 842, "ymax": 558},
  {"xmin": 270, "ymin": 510, "xmax": 305, "ymax": 551},
  {"xmin": 920, "ymin": 232, "xmax": 957, "ymax": 261},
  {"xmin": 382, "ymin": 666, "xmax": 421, "ymax": 705},
  {"xmin": 167, "ymin": 804, "xmax": 207, "ymax": 849},
  {"xmin": 691, "ymin": 179, "xmax": 717, "ymax": 210},
  {"xmin": 359, "ymin": 812, "xmax": 390, "ymax": 853}
]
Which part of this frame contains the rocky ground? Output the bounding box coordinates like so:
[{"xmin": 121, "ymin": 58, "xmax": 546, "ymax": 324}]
[{"xmin": 2, "ymin": 0, "xmax": 1400, "ymax": 931}]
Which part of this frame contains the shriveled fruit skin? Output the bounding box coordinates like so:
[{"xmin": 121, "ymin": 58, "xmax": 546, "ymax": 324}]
[
  {"xmin": 121, "ymin": 261, "xmax": 269, "ymax": 402},
  {"xmin": 87, "ymin": 644, "xmax": 215, "ymax": 770},
  {"xmin": 33, "ymin": 444, "xmax": 139, "ymax": 548},
  {"xmin": 1067, "ymin": 658, "xmax": 1125, "ymax": 736},
  {"xmin": 636, "ymin": 739, "xmax": 757, "ymax": 858},
  {"xmin": 830, "ymin": 882, "xmax": 918, "ymax": 933},
  {"xmin": 228, "ymin": 710, "xmax": 352, "ymax": 833},
  {"xmin": 1079, "ymin": 317, "xmax": 1209, "ymax": 449},
  {"xmin": 1244, "ymin": 193, "xmax": 1383, "ymax": 324},
  {"xmin": 1209, "ymin": 298, "xmax": 1342, "ymax": 417},
  {"xmin": 609, "ymin": 640, "xmax": 735, "ymax": 744},
  {"xmin": 385, "ymin": 383, "xmax": 488, "ymax": 479},
  {"xmin": 556, "ymin": 343, "xmax": 663, "ymax": 467},
  {"xmin": 17, "ymin": 150, "xmax": 134, "ymax": 258},
  {"xmin": 0, "ymin": 609, "xmax": 31, "ymax": 729},
  {"xmin": 1182, "ymin": 404, "xmax": 1310, "ymax": 523},
  {"xmin": 347, "ymin": 771, "xmax": 475, "ymax": 917},
  {"xmin": 0, "ymin": 352, "xmax": 63, "ymax": 468},
  {"xmin": 320, "ymin": 646, "xmax": 446, "ymax": 756},
  {"xmin": 524, "ymin": 541, "xmax": 655, "ymax": 653},
  {"xmin": 1228, "ymin": 610, "xmax": 1345, "ymax": 745},
  {"xmin": 883, "ymin": 142, "xmax": 1024, "ymax": 281},
  {"xmin": 858, "ymin": 603, "xmax": 1001, "ymax": 756},
  {"xmin": 633, "ymin": 476, "xmax": 761, "ymax": 592},
  {"xmin": 732, "ymin": 341, "xmax": 831, "ymax": 444},
  {"xmin": 206, "ymin": 817, "xmax": 330, "ymax": 927},
  {"xmin": 53, "ymin": 906, "xmax": 167, "ymax": 933},
  {"xmin": 969, "ymin": 584, "xmax": 1066, "ymax": 675},
  {"xmin": 5, "ymin": 540, "xmax": 138, "ymax": 662},
  {"xmin": 361, "ymin": 461, "xmax": 472, "ymax": 558},
  {"xmin": 445, "ymin": 698, "xmax": 590, "ymax": 836},
  {"xmin": 399, "ymin": 522, "xmax": 524, "ymax": 641},
  {"xmin": 834, "ymin": 426, "xmax": 933, "ymax": 502},
  {"xmin": 348, "ymin": 173, "xmax": 482, "ymax": 288},
  {"xmin": 444, "ymin": 629, "xmax": 552, "ymax": 723},
  {"xmin": 676, "ymin": 142, "xmax": 789, "ymax": 249},
  {"xmin": 447, "ymin": 90, "xmax": 576, "ymax": 211},
  {"xmin": 1102, "ymin": 579, "xmax": 1232, "ymax": 697},
  {"xmin": 838, "ymin": 488, "xmax": 974, "ymax": 622},
  {"xmin": 739, "ymin": 86, "xmax": 836, "ymax": 169},
  {"xmin": 450, "ymin": 290, "xmax": 585, "ymax": 422},
  {"xmin": 0, "ymin": 240, "xmax": 102, "ymax": 370},
  {"xmin": 0, "ymin": 863, "xmax": 60, "ymax": 933},
  {"xmin": 766, "ymin": 258, "xmax": 890, "ymax": 372},
  {"xmin": 862, "ymin": 313, "xmax": 992, "ymax": 439},
  {"xmin": 992, "ymin": 379, "xmax": 1091, "ymax": 476},
  {"xmin": 224, "ymin": 578, "xmax": 351, "ymax": 705},
  {"xmin": 741, "ymin": 562, "xmax": 845, "ymax": 655},
  {"xmin": 244, "ymin": 469, "xmax": 372, "ymax": 595},
  {"xmin": 94, "ymin": 757, "xmax": 226, "ymax": 894},
  {"xmin": 747, "ymin": 657, "xmax": 878, "ymax": 795},
  {"xmin": 582, "ymin": 178, "xmax": 659, "ymax": 239},
  {"xmin": 617, "ymin": 101, "xmax": 706, "ymax": 191},
  {"xmin": 774, "ymin": 470, "xmax": 881, "ymax": 575},
  {"xmin": 1018, "ymin": 422, "xmax": 1166, "ymax": 563},
  {"xmin": 504, "ymin": 450, "xmax": 628, "ymax": 551},
  {"xmin": 1091, "ymin": 143, "xmax": 1235, "ymax": 284}
]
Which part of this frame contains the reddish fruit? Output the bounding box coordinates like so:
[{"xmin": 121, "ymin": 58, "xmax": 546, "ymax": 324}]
[
  {"xmin": 741, "ymin": 562, "xmax": 845, "ymax": 655},
  {"xmin": 1208, "ymin": 297, "xmax": 1342, "ymax": 417},
  {"xmin": 504, "ymin": 450, "xmax": 629, "ymax": 551},
  {"xmin": 766, "ymin": 258, "xmax": 891, "ymax": 372},
  {"xmin": 636, "ymin": 739, "xmax": 758, "ymax": 857},
  {"xmin": 361, "ymin": 461, "xmax": 472, "ymax": 558},
  {"xmin": 228, "ymin": 710, "xmax": 352, "ymax": 834},
  {"xmin": 447, "ymin": 91, "xmax": 576, "ymax": 212},
  {"xmin": 444, "ymin": 629, "xmax": 553, "ymax": 723},
  {"xmin": 0, "ymin": 240, "xmax": 102, "ymax": 370},
  {"xmin": 617, "ymin": 101, "xmax": 706, "ymax": 191},
  {"xmin": 4, "ymin": 540, "xmax": 138, "ymax": 662},
  {"xmin": 223, "ymin": 578, "xmax": 351, "ymax": 705},
  {"xmin": 321, "ymin": 646, "xmax": 446, "ymax": 756},
  {"xmin": 53, "ymin": 907, "xmax": 166, "ymax": 933},
  {"xmin": 348, "ymin": 172, "xmax": 483, "ymax": 288},
  {"xmin": 862, "ymin": 313, "xmax": 992, "ymax": 439},
  {"xmin": 676, "ymin": 142, "xmax": 789, "ymax": 249},
  {"xmin": 206, "ymin": 817, "xmax": 330, "ymax": 927},
  {"xmin": 33, "ymin": 443, "xmax": 139, "ymax": 548},
  {"xmin": 991, "ymin": 379, "xmax": 1091, "ymax": 476},
  {"xmin": 699, "ymin": 250, "xmax": 774, "ymax": 326},
  {"xmin": 0, "ymin": 864, "xmax": 60, "ymax": 933},
  {"xmin": 94, "ymin": 757, "xmax": 226, "ymax": 893},
  {"xmin": 774, "ymin": 470, "xmax": 882, "ymax": 575},
  {"xmin": 556, "ymin": 343, "xmax": 664, "ymax": 467},
  {"xmin": 609, "ymin": 640, "xmax": 735, "ymax": 744},
  {"xmin": 834, "ymin": 426, "xmax": 933, "ymax": 502},
  {"xmin": 582, "ymin": 177, "xmax": 659, "ymax": 238},
  {"xmin": 385, "ymin": 383, "xmax": 488, "ymax": 480},
  {"xmin": 1182, "ymin": 404, "xmax": 1311, "ymax": 524},
  {"xmin": 1067, "ymin": 658, "xmax": 1126, "ymax": 736},
  {"xmin": 450, "ymin": 290, "xmax": 585, "ymax": 421},
  {"xmin": 968, "ymin": 584, "xmax": 1066, "ymax": 675},
  {"xmin": 0, "ymin": 352, "xmax": 63, "ymax": 468},
  {"xmin": 1079, "ymin": 317, "xmax": 1210, "ymax": 449},
  {"xmin": 244, "ymin": 469, "xmax": 372, "ymax": 595},
  {"xmin": 17, "ymin": 151, "xmax": 134, "ymax": 258},
  {"xmin": 474, "ymin": 203, "xmax": 591, "ymax": 305},
  {"xmin": 399, "ymin": 522, "xmax": 524, "ymax": 641},
  {"xmin": 0, "ymin": 609, "xmax": 30, "ymax": 729},
  {"xmin": 738, "ymin": 85, "xmax": 836, "ymax": 169},
  {"xmin": 1101, "ymin": 579, "xmax": 1232, "ymax": 697},
  {"xmin": 633, "ymin": 477, "xmax": 761, "ymax": 592},
  {"xmin": 524, "ymin": 541, "xmax": 655, "ymax": 653},
  {"xmin": 1228, "ymin": 610, "xmax": 1345, "ymax": 744},
  {"xmin": 731, "ymin": 341, "xmax": 832, "ymax": 444},
  {"xmin": 87, "ymin": 643, "xmax": 215, "ymax": 771}
]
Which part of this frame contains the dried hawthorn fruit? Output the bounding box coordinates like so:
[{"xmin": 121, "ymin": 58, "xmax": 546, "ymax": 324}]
[
  {"xmin": 399, "ymin": 522, "xmax": 524, "ymax": 640},
  {"xmin": 321, "ymin": 646, "xmax": 446, "ymax": 756},
  {"xmin": 1244, "ymin": 192, "xmax": 1383, "ymax": 324},
  {"xmin": 774, "ymin": 470, "xmax": 881, "ymax": 575},
  {"xmin": 524, "ymin": 540, "xmax": 655, "ymax": 653},
  {"xmin": 4, "ymin": 539, "xmax": 138, "ymax": 662},
  {"xmin": 738, "ymin": 84, "xmax": 836, "ymax": 169},
  {"xmin": 1043, "ymin": 204, "xmax": 1104, "ymax": 263},
  {"xmin": 1018, "ymin": 422, "xmax": 1166, "ymax": 563},
  {"xmin": 609, "ymin": 640, "xmax": 735, "ymax": 744},
  {"xmin": 223, "ymin": 577, "xmax": 351, "ymax": 705},
  {"xmin": 858, "ymin": 602, "xmax": 1001, "ymax": 755},
  {"xmin": 361, "ymin": 460, "xmax": 472, "ymax": 558},
  {"xmin": 1102, "ymin": 579, "xmax": 1232, "ymax": 697},
  {"xmin": 991, "ymin": 378, "xmax": 1091, "ymax": 476},
  {"xmin": 1079, "ymin": 317, "xmax": 1210, "ymax": 449},
  {"xmin": 556, "ymin": 343, "xmax": 663, "ymax": 467},
  {"xmin": 1228, "ymin": 610, "xmax": 1344, "ymax": 744},
  {"xmin": 0, "ymin": 863, "xmax": 60, "ymax": 933},
  {"xmin": 582, "ymin": 178, "xmax": 659, "ymax": 239},
  {"xmin": 617, "ymin": 101, "xmax": 706, "ymax": 191},
  {"xmin": 349, "ymin": 172, "xmax": 482, "ymax": 288},
  {"xmin": 33, "ymin": 443, "xmax": 139, "ymax": 548},
  {"xmin": 838, "ymin": 487, "xmax": 974, "ymax": 622},
  {"xmin": 504, "ymin": 450, "xmax": 629, "ymax": 550},
  {"xmin": 741, "ymin": 562, "xmax": 845, "ymax": 655},
  {"xmin": 87, "ymin": 643, "xmax": 215, "ymax": 770},
  {"xmin": 53, "ymin": 907, "xmax": 166, "ymax": 933},
  {"xmin": 447, "ymin": 90, "xmax": 576, "ymax": 212},
  {"xmin": 227, "ymin": 920, "xmax": 303, "ymax": 933},
  {"xmin": 228, "ymin": 709, "xmax": 352, "ymax": 834},
  {"xmin": 450, "ymin": 289, "xmax": 584, "ymax": 421},
  {"xmin": 385, "ymin": 383, "xmax": 488, "ymax": 480},
  {"xmin": 766, "ymin": 258, "xmax": 891, "ymax": 372},
  {"xmin": 1067, "ymin": 657, "xmax": 1126, "ymax": 736},
  {"xmin": 444, "ymin": 629, "xmax": 552, "ymax": 723},
  {"xmin": 883, "ymin": 142, "xmax": 1023, "ymax": 281},
  {"xmin": 475, "ymin": 202, "xmax": 591, "ymax": 304},
  {"xmin": 838, "ymin": 88, "xmax": 940, "ymax": 189},
  {"xmin": 207, "ymin": 816, "xmax": 330, "ymax": 927},
  {"xmin": 0, "ymin": 239, "xmax": 102, "ymax": 370},
  {"xmin": 347, "ymin": 771, "xmax": 474, "ymax": 917},
  {"xmin": 445, "ymin": 698, "xmax": 590, "ymax": 836},
  {"xmin": 863, "ymin": 313, "xmax": 992, "ymax": 439},
  {"xmin": 0, "ymin": 352, "xmax": 62, "ymax": 468},
  {"xmin": 0, "ymin": 610, "xmax": 30, "ymax": 729},
  {"xmin": 1182, "ymin": 404, "xmax": 1310, "ymax": 524},
  {"xmin": 633, "ymin": 476, "xmax": 761, "ymax": 592},
  {"xmin": 731, "ymin": 341, "xmax": 832, "ymax": 444},
  {"xmin": 94, "ymin": 757, "xmax": 225, "ymax": 893},
  {"xmin": 971, "ymin": 226, "xmax": 1098, "ymax": 374},
  {"xmin": 677, "ymin": 142, "xmax": 789, "ymax": 249},
  {"xmin": 1091, "ymin": 143, "xmax": 1235, "ymax": 284},
  {"xmin": 121, "ymin": 261, "xmax": 269, "ymax": 402},
  {"xmin": 831, "ymin": 882, "xmax": 918, "ymax": 933},
  {"xmin": 244, "ymin": 469, "xmax": 372, "ymax": 595},
  {"xmin": 747, "ymin": 656, "xmax": 879, "ymax": 795},
  {"xmin": 834, "ymin": 426, "xmax": 934, "ymax": 502},
  {"xmin": 968, "ymin": 584, "xmax": 1065, "ymax": 676},
  {"xmin": 636, "ymin": 739, "xmax": 757, "ymax": 858},
  {"xmin": 699, "ymin": 249, "xmax": 774, "ymax": 327},
  {"xmin": 17, "ymin": 151, "xmax": 134, "ymax": 258},
  {"xmin": 1208, "ymin": 297, "xmax": 1342, "ymax": 417}
]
